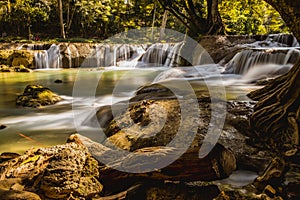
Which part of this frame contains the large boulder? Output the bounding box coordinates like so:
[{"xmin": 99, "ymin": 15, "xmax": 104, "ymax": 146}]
[
  {"xmin": 9, "ymin": 50, "xmax": 34, "ymax": 68},
  {"xmin": 92, "ymin": 83, "xmax": 273, "ymax": 173},
  {"xmin": 16, "ymin": 85, "xmax": 62, "ymax": 107},
  {"xmin": 0, "ymin": 141, "xmax": 103, "ymax": 199}
]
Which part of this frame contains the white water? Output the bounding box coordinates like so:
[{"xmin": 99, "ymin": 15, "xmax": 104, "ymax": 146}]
[
  {"xmin": 32, "ymin": 43, "xmax": 187, "ymax": 69},
  {"xmin": 224, "ymin": 48, "xmax": 300, "ymax": 75},
  {"xmin": 34, "ymin": 44, "xmax": 62, "ymax": 69},
  {"xmin": 244, "ymin": 33, "xmax": 300, "ymax": 48}
]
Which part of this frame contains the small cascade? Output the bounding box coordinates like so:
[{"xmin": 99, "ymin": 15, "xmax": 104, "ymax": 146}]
[
  {"xmin": 91, "ymin": 44, "xmax": 147, "ymax": 68},
  {"xmin": 241, "ymin": 64, "xmax": 292, "ymax": 83},
  {"xmin": 138, "ymin": 43, "xmax": 184, "ymax": 67},
  {"xmin": 34, "ymin": 50, "xmax": 49, "ymax": 69},
  {"xmin": 34, "ymin": 44, "xmax": 62, "ymax": 69},
  {"xmin": 223, "ymin": 48, "xmax": 300, "ymax": 74},
  {"xmin": 141, "ymin": 43, "xmax": 172, "ymax": 66},
  {"xmin": 164, "ymin": 42, "xmax": 184, "ymax": 67},
  {"xmin": 65, "ymin": 45, "xmax": 72, "ymax": 68},
  {"xmin": 245, "ymin": 34, "xmax": 300, "ymax": 48},
  {"xmin": 268, "ymin": 34, "xmax": 300, "ymax": 47}
]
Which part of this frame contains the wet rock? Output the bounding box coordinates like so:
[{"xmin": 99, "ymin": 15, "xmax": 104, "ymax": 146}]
[
  {"xmin": 54, "ymin": 79, "xmax": 63, "ymax": 83},
  {"xmin": 16, "ymin": 84, "xmax": 62, "ymax": 107},
  {"xmin": 0, "ymin": 124, "xmax": 6, "ymax": 130},
  {"xmin": 0, "ymin": 64, "xmax": 12, "ymax": 72},
  {"xmin": 95, "ymin": 84, "xmax": 272, "ymax": 173},
  {"xmin": 0, "ymin": 152, "xmax": 20, "ymax": 163},
  {"xmin": 0, "ymin": 50, "xmax": 13, "ymax": 65},
  {"xmin": 9, "ymin": 50, "xmax": 34, "ymax": 68},
  {"xmin": 0, "ymin": 142, "xmax": 102, "ymax": 199},
  {"xmin": 199, "ymin": 36, "xmax": 248, "ymax": 64},
  {"xmin": 0, "ymin": 189, "xmax": 41, "ymax": 200},
  {"xmin": 142, "ymin": 182, "xmax": 220, "ymax": 200},
  {"xmin": 13, "ymin": 65, "xmax": 33, "ymax": 72}
]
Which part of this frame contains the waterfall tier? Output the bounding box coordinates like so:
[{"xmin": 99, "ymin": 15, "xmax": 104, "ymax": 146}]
[
  {"xmin": 223, "ymin": 48, "xmax": 300, "ymax": 74},
  {"xmin": 31, "ymin": 43, "xmax": 188, "ymax": 69}
]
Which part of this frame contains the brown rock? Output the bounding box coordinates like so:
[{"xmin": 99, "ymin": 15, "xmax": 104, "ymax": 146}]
[
  {"xmin": 0, "ymin": 142, "xmax": 103, "ymax": 199},
  {"xmin": 0, "ymin": 189, "xmax": 41, "ymax": 200}
]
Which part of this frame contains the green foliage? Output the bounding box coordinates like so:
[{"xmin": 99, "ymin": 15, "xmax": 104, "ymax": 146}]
[
  {"xmin": 220, "ymin": 0, "xmax": 288, "ymax": 35},
  {"xmin": 0, "ymin": 0, "xmax": 291, "ymax": 39}
]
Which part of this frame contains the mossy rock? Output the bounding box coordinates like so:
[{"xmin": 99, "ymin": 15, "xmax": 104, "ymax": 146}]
[
  {"xmin": 0, "ymin": 50, "xmax": 13, "ymax": 65},
  {"xmin": 8, "ymin": 50, "xmax": 34, "ymax": 68},
  {"xmin": 16, "ymin": 85, "xmax": 62, "ymax": 107},
  {"xmin": 13, "ymin": 65, "xmax": 33, "ymax": 72},
  {"xmin": 0, "ymin": 64, "xmax": 32, "ymax": 72},
  {"xmin": 0, "ymin": 64, "xmax": 12, "ymax": 72}
]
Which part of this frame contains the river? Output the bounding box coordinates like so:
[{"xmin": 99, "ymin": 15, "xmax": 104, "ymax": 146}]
[{"xmin": 0, "ymin": 34, "xmax": 299, "ymax": 153}]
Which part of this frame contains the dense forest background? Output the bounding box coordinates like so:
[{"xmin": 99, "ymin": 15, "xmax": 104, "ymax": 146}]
[{"xmin": 0, "ymin": 0, "xmax": 289, "ymax": 40}]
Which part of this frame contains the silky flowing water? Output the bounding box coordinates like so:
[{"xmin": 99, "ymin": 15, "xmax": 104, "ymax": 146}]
[
  {"xmin": 0, "ymin": 67, "xmax": 261, "ymax": 153},
  {"xmin": 0, "ymin": 69, "xmax": 161, "ymax": 152}
]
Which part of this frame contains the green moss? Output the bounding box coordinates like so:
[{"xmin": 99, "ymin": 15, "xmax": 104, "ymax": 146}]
[
  {"xmin": 16, "ymin": 85, "xmax": 62, "ymax": 107},
  {"xmin": 8, "ymin": 50, "xmax": 34, "ymax": 68},
  {"xmin": 0, "ymin": 50, "xmax": 13, "ymax": 65}
]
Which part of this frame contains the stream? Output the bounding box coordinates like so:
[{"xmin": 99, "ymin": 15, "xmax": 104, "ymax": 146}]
[{"xmin": 0, "ymin": 34, "xmax": 299, "ymax": 155}]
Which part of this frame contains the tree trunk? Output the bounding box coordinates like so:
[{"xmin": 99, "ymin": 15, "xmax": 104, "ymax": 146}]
[
  {"xmin": 248, "ymin": 0, "xmax": 300, "ymax": 150},
  {"xmin": 206, "ymin": 0, "xmax": 224, "ymax": 35},
  {"xmin": 68, "ymin": 134, "xmax": 236, "ymax": 191},
  {"xmin": 99, "ymin": 144, "xmax": 236, "ymax": 186},
  {"xmin": 263, "ymin": 0, "xmax": 300, "ymax": 40},
  {"xmin": 58, "ymin": 0, "xmax": 66, "ymax": 39},
  {"xmin": 27, "ymin": 16, "xmax": 31, "ymax": 40},
  {"xmin": 159, "ymin": 10, "xmax": 168, "ymax": 40}
]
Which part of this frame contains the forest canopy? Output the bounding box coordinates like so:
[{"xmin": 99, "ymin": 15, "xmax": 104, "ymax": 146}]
[{"xmin": 0, "ymin": 0, "xmax": 289, "ymax": 40}]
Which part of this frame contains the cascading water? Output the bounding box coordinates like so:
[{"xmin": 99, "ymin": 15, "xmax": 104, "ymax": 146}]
[
  {"xmin": 137, "ymin": 42, "xmax": 185, "ymax": 67},
  {"xmin": 34, "ymin": 50, "xmax": 49, "ymax": 69},
  {"xmin": 267, "ymin": 34, "xmax": 300, "ymax": 47},
  {"xmin": 244, "ymin": 34, "xmax": 300, "ymax": 48},
  {"xmin": 34, "ymin": 44, "xmax": 62, "ymax": 69},
  {"xmin": 223, "ymin": 48, "xmax": 300, "ymax": 74},
  {"xmin": 91, "ymin": 44, "xmax": 146, "ymax": 67}
]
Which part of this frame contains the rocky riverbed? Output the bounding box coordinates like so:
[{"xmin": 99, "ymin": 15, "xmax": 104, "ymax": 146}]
[{"xmin": 1, "ymin": 83, "xmax": 299, "ymax": 200}]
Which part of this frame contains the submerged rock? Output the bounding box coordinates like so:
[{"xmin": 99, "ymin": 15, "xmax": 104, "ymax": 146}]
[
  {"xmin": 0, "ymin": 124, "xmax": 6, "ymax": 130},
  {"xmin": 54, "ymin": 79, "xmax": 63, "ymax": 83},
  {"xmin": 16, "ymin": 85, "xmax": 62, "ymax": 107}
]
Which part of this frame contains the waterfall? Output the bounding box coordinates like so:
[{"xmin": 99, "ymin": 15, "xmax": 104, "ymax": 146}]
[
  {"xmin": 241, "ymin": 64, "xmax": 292, "ymax": 83},
  {"xmin": 223, "ymin": 48, "xmax": 300, "ymax": 74},
  {"xmin": 243, "ymin": 34, "xmax": 299, "ymax": 48},
  {"xmin": 137, "ymin": 43, "xmax": 184, "ymax": 67},
  {"xmin": 34, "ymin": 50, "xmax": 49, "ymax": 69},
  {"xmin": 92, "ymin": 44, "xmax": 147, "ymax": 68},
  {"xmin": 34, "ymin": 44, "xmax": 62, "ymax": 69},
  {"xmin": 66, "ymin": 45, "xmax": 72, "ymax": 68},
  {"xmin": 267, "ymin": 34, "xmax": 300, "ymax": 47}
]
